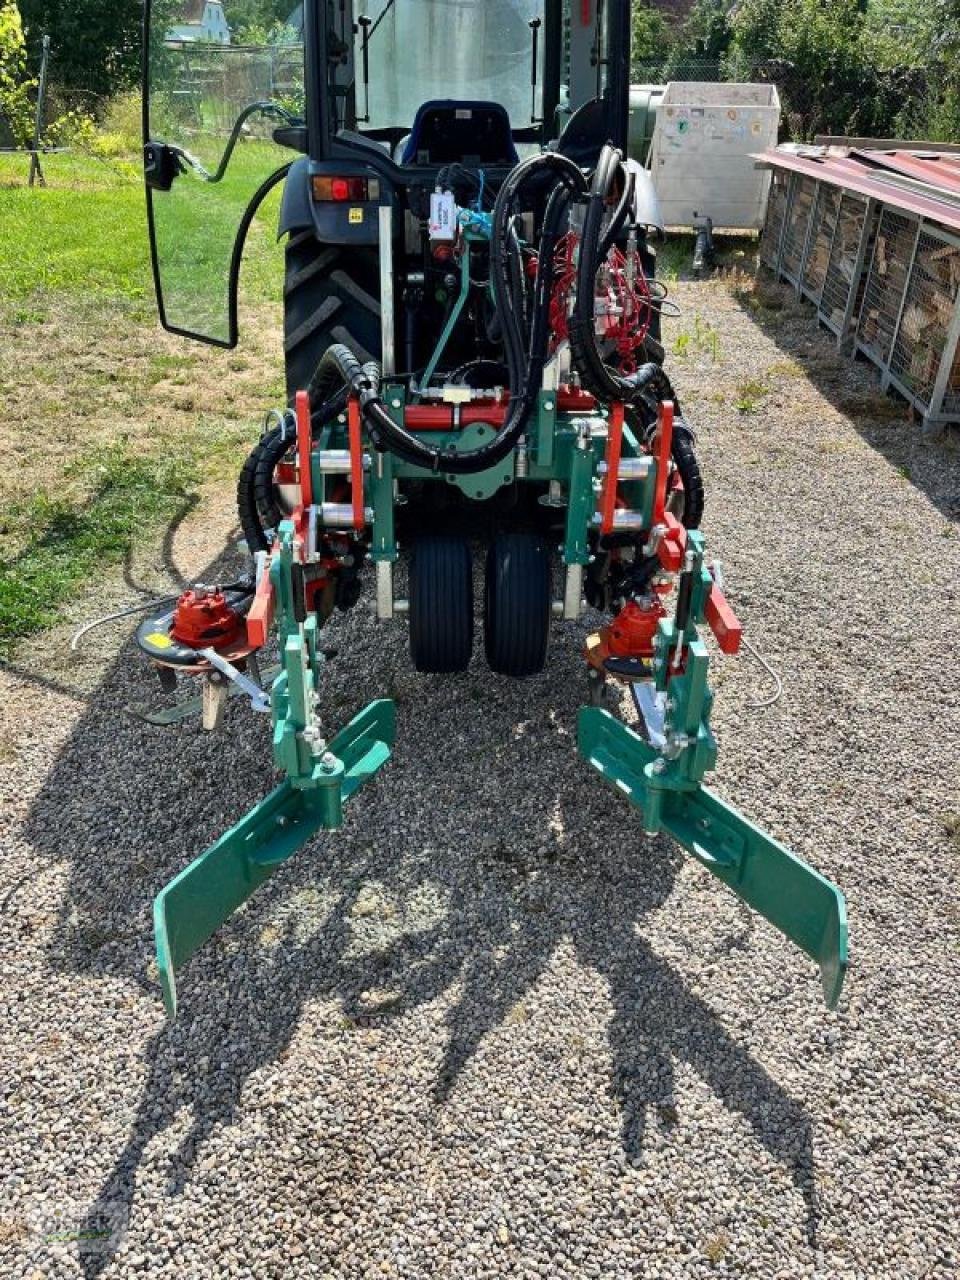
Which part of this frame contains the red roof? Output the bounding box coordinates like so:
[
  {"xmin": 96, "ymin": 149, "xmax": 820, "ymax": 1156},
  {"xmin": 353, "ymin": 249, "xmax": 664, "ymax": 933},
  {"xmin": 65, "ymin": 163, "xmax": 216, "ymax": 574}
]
[{"xmin": 754, "ymin": 146, "xmax": 960, "ymax": 234}]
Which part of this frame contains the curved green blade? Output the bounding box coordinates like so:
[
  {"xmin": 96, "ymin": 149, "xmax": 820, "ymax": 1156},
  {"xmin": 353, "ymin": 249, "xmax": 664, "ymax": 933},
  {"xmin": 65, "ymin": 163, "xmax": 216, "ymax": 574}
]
[
  {"xmin": 579, "ymin": 708, "xmax": 848, "ymax": 1008},
  {"xmin": 154, "ymin": 699, "xmax": 395, "ymax": 1017}
]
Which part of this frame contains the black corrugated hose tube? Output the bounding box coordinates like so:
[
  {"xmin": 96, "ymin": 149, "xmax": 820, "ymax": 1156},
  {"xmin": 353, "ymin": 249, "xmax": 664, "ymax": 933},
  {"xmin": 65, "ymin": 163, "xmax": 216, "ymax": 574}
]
[{"xmin": 237, "ymin": 363, "xmax": 382, "ymax": 553}]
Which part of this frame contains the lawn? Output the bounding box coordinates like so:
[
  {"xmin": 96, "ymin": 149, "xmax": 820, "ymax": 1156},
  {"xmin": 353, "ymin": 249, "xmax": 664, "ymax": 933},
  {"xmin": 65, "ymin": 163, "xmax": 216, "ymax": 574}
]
[{"xmin": 0, "ymin": 145, "xmax": 289, "ymax": 657}]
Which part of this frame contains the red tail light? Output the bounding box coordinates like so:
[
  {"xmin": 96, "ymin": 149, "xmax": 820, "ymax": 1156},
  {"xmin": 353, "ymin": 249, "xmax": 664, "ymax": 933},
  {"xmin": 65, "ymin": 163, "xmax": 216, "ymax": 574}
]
[{"xmin": 312, "ymin": 175, "xmax": 380, "ymax": 202}]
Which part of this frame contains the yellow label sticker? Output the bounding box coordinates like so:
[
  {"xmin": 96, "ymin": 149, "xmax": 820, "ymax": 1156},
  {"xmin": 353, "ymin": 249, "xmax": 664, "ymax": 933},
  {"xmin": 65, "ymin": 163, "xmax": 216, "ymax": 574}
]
[
  {"xmin": 145, "ymin": 632, "xmax": 173, "ymax": 650},
  {"xmin": 349, "ymin": 207, "xmax": 364, "ymax": 225}
]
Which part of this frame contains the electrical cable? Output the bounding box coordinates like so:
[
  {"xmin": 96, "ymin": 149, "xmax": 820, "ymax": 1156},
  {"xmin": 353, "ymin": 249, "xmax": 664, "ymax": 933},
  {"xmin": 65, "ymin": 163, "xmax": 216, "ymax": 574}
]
[
  {"xmin": 70, "ymin": 597, "xmax": 180, "ymax": 652},
  {"xmin": 741, "ymin": 635, "xmax": 784, "ymax": 709}
]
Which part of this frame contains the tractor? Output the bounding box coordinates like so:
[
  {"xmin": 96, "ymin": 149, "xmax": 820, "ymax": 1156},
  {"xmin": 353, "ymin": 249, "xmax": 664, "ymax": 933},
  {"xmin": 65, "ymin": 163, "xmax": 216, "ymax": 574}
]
[{"xmin": 139, "ymin": 0, "xmax": 847, "ymax": 1018}]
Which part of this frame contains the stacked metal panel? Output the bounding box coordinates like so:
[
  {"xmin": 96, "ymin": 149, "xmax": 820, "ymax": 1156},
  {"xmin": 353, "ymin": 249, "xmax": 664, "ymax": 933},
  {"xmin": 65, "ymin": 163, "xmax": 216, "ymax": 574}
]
[{"xmin": 756, "ymin": 145, "xmax": 960, "ymax": 426}]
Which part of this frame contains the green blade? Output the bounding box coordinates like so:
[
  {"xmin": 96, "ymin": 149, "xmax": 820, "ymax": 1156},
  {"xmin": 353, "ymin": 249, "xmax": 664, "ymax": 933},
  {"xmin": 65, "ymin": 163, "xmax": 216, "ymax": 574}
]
[
  {"xmin": 579, "ymin": 708, "xmax": 848, "ymax": 1008},
  {"xmin": 154, "ymin": 699, "xmax": 395, "ymax": 1017}
]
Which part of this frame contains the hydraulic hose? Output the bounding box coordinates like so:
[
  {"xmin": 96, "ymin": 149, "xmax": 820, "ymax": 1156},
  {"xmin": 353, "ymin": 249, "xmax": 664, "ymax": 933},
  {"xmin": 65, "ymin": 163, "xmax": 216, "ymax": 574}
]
[
  {"xmin": 336, "ymin": 151, "xmax": 588, "ymax": 476},
  {"xmin": 568, "ymin": 144, "xmax": 681, "ymax": 420},
  {"xmin": 237, "ymin": 366, "xmax": 379, "ymax": 552}
]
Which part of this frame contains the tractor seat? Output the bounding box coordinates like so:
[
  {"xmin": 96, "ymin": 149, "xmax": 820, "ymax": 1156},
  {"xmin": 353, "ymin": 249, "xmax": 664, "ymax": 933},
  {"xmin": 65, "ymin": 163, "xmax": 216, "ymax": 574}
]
[{"xmin": 401, "ymin": 100, "xmax": 519, "ymax": 167}]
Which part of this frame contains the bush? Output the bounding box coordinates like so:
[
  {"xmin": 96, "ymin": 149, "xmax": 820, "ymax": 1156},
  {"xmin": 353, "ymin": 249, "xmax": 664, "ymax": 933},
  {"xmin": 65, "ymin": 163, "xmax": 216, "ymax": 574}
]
[{"xmin": 0, "ymin": 0, "xmax": 34, "ymax": 146}]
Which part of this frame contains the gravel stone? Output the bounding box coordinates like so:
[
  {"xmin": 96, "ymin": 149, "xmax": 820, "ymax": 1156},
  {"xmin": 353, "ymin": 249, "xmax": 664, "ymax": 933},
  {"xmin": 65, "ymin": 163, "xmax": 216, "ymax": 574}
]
[{"xmin": 1, "ymin": 274, "xmax": 958, "ymax": 1279}]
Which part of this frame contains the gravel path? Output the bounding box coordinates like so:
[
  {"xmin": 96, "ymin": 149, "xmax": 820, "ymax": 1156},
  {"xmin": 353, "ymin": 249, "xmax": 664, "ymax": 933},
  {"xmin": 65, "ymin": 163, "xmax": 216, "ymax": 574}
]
[{"xmin": 2, "ymin": 274, "xmax": 959, "ymax": 1279}]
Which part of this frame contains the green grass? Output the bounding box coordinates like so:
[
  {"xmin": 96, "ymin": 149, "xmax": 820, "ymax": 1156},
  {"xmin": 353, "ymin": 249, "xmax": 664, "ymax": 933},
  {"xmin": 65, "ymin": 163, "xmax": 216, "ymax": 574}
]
[
  {"xmin": 0, "ymin": 145, "xmax": 284, "ymax": 310},
  {"xmin": 0, "ymin": 444, "xmax": 198, "ymax": 656},
  {"xmin": 0, "ymin": 142, "xmax": 290, "ymax": 655},
  {"xmin": 735, "ymin": 378, "xmax": 768, "ymax": 413},
  {"xmin": 0, "ymin": 155, "xmax": 151, "ymax": 303}
]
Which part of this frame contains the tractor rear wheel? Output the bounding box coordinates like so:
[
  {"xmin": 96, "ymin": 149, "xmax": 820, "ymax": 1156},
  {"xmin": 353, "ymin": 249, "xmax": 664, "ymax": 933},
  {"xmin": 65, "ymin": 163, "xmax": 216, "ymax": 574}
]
[
  {"xmin": 409, "ymin": 537, "xmax": 474, "ymax": 674},
  {"xmin": 484, "ymin": 534, "xmax": 552, "ymax": 678},
  {"xmin": 283, "ymin": 232, "xmax": 381, "ymax": 405}
]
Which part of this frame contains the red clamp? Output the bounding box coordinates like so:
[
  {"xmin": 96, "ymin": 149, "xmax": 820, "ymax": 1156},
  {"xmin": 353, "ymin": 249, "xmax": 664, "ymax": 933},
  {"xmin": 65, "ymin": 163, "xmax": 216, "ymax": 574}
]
[
  {"xmin": 348, "ymin": 396, "xmax": 365, "ymax": 531},
  {"xmin": 295, "ymin": 390, "xmax": 313, "ymax": 508},
  {"xmin": 704, "ymin": 583, "xmax": 743, "ymax": 655},
  {"xmin": 599, "ymin": 401, "xmax": 624, "ymax": 535},
  {"xmin": 246, "ymin": 566, "xmax": 276, "ymax": 651},
  {"xmin": 657, "ymin": 512, "xmax": 686, "ymax": 574}
]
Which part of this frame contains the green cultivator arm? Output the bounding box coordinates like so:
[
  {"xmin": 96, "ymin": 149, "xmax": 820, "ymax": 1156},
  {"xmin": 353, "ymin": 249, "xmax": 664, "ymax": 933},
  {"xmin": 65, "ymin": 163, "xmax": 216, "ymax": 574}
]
[
  {"xmin": 578, "ymin": 709, "xmax": 847, "ymax": 1007},
  {"xmin": 153, "ymin": 523, "xmax": 395, "ymax": 1017},
  {"xmin": 578, "ymin": 529, "xmax": 847, "ymax": 1008}
]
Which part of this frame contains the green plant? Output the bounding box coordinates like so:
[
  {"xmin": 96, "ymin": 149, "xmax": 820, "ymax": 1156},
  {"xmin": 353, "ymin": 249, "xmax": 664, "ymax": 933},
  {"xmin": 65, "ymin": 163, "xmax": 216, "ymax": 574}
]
[
  {"xmin": 0, "ymin": 0, "xmax": 34, "ymax": 146},
  {"xmin": 735, "ymin": 379, "xmax": 767, "ymax": 413},
  {"xmin": 703, "ymin": 1232, "xmax": 730, "ymax": 1264}
]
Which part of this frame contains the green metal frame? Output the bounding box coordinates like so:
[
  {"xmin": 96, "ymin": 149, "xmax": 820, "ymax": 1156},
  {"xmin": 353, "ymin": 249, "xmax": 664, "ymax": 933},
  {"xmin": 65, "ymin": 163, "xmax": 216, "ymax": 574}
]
[
  {"xmin": 577, "ymin": 531, "xmax": 847, "ymax": 1008},
  {"xmin": 151, "ymin": 403, "xmax": 848, "ymax": 1017},
  {"xmin": 153, "ymin": 524, "xmax": 395, "ymax": 1016}
]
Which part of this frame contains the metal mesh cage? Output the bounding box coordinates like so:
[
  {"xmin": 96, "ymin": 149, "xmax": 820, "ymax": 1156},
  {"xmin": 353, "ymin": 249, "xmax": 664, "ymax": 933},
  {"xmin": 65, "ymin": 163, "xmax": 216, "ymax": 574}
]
[
  {"xmin": 759, "ymin": 170, "xmax": 791, "ymax": 270},
  {"xmin": 940, "ymin": 338, "xmax": 960, "ymax": 416},
  {"xmin": 801, "ymin": 184, "xmax": 842, "ymax": 303},
  {"xmin": 779, "ymin": 175, "xmax": 817, "ymax": 284},
  {"xmin": 887, "ymin": 227, "xmax": 960, "ymax": 408},
  {"xmin": 819, "ymin": 193, "xmax": 870, "ymax": 335},
  {"xmin": 856, "ymin": 209, "xmax": 918, "ymax": 367}
]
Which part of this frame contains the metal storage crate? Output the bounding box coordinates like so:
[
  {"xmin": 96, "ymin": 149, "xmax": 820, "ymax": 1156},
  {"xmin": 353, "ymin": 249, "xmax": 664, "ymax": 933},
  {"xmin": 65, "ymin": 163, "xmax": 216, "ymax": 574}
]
[
  {"xmin": 818, "ymin": 192, "xmax": 877, "ymax": 341},
  {"xmin": 759, "ymin": 169, "xmax": 792, "ymax": 270},
  {"xmin": 856, "ymin": 208, "xmax": 919, "ymax": 369},
  {"xmin": 878, "ymin": 222, "xmax": 960, "ymax": 424},
  {"xmin": 779, "ymin": 175, "xmax": 817, "ymax": 286},
  {"xmin": 800, "ymin": 183, "xmax": 841, "ymax": 302}
]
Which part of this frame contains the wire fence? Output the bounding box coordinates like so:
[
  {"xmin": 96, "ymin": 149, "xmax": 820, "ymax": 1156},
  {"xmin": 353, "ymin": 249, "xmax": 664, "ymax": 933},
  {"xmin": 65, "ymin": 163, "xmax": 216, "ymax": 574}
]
[{"xmin": 155, "ymin": 42, "xmax": 305, "ymax": 137}]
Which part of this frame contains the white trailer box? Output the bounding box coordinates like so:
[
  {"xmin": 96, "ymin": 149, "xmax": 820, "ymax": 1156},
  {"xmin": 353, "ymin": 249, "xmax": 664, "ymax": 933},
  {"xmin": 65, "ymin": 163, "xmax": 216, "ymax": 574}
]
[{"xmin": 648, "ymin": 82, "xmax": 780, "ymax": 230}]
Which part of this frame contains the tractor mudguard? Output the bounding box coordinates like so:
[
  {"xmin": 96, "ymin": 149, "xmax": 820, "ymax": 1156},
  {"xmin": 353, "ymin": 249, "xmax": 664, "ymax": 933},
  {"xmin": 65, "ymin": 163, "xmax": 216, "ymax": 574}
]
[
  {"xmin": 277, "ymin": 156, "xmax": 313, "ymax": 239},
  {"xmin": 579, "ymin": 707, "xmax": 848, "ymax": 1008},
  {"xmin": 278, "ymin": 157, "xmax": 383, "ymax": 246}
]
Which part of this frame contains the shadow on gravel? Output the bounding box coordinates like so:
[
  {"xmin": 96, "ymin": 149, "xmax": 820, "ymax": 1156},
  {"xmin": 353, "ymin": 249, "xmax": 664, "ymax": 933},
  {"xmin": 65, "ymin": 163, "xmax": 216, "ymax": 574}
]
[
  {"xmin": 21, "ymin": 544, "xmax": 818, "ymax": 1276},
  {"xmin": 734, "ymin": 273, "xmax": 960, "ymax": 525}
]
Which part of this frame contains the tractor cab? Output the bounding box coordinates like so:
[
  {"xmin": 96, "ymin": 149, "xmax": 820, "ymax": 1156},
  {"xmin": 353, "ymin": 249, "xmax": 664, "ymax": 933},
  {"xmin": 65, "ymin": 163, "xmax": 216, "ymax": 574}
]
[{"xmin": 144, "ymin": 1, "xmax": 633, "ymax": 347}]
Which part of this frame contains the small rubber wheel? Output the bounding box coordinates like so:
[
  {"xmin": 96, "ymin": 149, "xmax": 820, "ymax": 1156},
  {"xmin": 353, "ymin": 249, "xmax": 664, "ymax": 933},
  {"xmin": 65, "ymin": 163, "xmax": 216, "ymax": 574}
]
[
  {"xmin": 409, "ymin": 536, "xmax": 474, "ymax": 673},
  {"xmin": 484, "ymin": 533, "xmax": 552, "ymax": 677}
]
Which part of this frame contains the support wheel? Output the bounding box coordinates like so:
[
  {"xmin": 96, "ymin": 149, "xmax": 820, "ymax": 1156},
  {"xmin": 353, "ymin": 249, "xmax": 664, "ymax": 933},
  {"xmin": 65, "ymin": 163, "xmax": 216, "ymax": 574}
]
[
  {"xmin": 484, "ymin": 534, "xmax": 551, "ymax": 678},
  {"xmin": 409, "ymin": 537, "xmax": 474, "ymax": 673}
]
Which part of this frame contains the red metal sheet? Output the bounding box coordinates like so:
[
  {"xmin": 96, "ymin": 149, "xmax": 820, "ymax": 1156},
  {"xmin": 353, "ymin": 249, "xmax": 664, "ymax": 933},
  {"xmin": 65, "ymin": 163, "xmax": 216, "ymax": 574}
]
[
  {"xmin": 857, "ymin": 150, "xmax": 960, "ymax": 196},
  {"xmin": 753, "ymin": 148, "xmax": 960, "ymax": 234}
]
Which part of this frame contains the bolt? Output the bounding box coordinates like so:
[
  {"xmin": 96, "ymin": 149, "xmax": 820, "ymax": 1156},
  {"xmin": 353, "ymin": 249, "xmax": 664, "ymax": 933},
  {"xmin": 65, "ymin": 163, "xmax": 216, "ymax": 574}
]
[
  {"xmin": 651, "ymin": 758, "xmax": 667, "ymax": 775},
  {"xmin": 321, "ymin": 751, "xmax": 338, "ymax": 773},
  {"xmin": 391, "ymin": 398, "xmax": 402, "ymax": 409},
  {"xmin": 543, "ymin": 400, "xmax": 555, "ymax": 412}
]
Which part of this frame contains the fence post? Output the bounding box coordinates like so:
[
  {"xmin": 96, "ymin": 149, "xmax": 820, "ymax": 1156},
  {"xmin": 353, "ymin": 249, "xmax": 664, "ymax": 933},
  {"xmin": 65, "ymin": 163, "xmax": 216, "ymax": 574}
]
[{"xmin": 29, "ymin": 34, "xmax": 51, "ymax": 188}]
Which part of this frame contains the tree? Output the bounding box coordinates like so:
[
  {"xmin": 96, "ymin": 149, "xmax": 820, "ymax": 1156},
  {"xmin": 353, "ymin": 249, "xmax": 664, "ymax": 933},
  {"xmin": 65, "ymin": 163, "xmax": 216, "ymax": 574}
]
[
  {"xmin": 18, "ymin": 0, "xmax": 143, "ymax": 100},
  {"xmin": 222, "ymin": 0, "xmax": 292, "ymax": 43},
  {"xmin": 728, "ymin": 0, "xmax": 878, "ymax": 139},
  {"xmin": 0, "ymin": 0, "xmax": 33, "ymax": 144},
  {"xmin": 632, "ymin": 3, "xmax": 668, "ymax": 67}
]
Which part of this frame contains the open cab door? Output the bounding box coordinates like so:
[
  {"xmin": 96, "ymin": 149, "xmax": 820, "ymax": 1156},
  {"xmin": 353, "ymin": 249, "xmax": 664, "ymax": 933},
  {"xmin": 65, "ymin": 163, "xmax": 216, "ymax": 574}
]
[{"xmin": 143, "ymin": 1, "xmax": 305, "ymax": 346}]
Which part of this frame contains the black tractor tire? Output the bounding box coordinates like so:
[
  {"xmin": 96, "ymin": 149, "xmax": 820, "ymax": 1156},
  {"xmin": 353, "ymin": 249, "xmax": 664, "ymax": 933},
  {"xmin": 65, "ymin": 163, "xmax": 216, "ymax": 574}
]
[
  {"xmin": 409, "ymin": 536, "xmax": 474, "ymax": 674},
  {"xmin": 283, "ymin": 231, "xmax": 381, "ymax": 405},
  {"xmin": 484, "ymin": 533, "xmax": 552, "ymax": 678},
  {"xmin": 670, "ymin": 425, "xmax": 705, "ymax": 530}
]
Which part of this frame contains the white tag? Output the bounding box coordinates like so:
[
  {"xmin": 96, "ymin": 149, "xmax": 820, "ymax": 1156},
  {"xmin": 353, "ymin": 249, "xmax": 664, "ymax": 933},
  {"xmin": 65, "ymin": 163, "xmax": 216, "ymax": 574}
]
[{"xmin": 429, "ymin": 190, "xmax": 457, "ymax": 242}]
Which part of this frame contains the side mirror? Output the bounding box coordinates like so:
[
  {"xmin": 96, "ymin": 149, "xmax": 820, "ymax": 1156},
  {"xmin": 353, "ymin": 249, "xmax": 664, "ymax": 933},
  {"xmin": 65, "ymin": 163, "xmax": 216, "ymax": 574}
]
[{"xmin": 144, "ymin": 142, "xmax": 184, "ymax": 193}]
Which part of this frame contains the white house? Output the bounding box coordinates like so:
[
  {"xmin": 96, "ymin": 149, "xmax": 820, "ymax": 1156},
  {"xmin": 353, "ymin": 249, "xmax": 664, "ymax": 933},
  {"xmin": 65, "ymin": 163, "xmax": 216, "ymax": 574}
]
[{"xmin": 167, "ymin": 1, "xmax": 232, "ymax": 46}]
